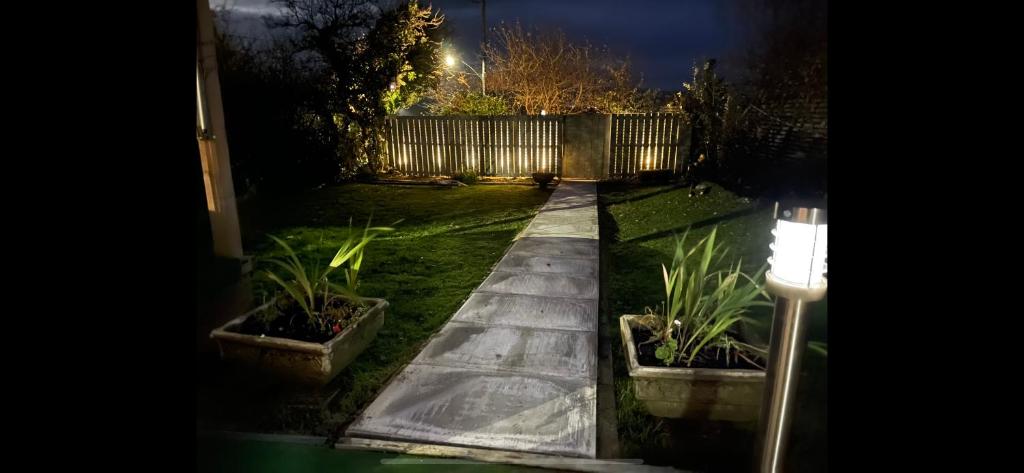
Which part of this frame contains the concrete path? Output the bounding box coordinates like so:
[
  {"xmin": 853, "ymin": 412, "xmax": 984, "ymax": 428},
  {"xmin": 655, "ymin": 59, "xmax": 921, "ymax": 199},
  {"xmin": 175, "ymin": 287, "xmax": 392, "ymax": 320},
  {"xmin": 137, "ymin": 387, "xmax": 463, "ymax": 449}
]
[{"xmin": 347, "ymin": 182, "xmax": 600, "ymax": 458}]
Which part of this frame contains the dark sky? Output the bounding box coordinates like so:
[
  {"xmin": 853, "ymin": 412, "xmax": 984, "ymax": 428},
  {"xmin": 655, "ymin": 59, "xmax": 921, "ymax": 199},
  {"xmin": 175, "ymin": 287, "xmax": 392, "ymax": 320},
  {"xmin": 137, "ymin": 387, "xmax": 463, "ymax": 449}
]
[{"xmin": 210, "ymin": 0, "xmax": 749, "ymax": 90}]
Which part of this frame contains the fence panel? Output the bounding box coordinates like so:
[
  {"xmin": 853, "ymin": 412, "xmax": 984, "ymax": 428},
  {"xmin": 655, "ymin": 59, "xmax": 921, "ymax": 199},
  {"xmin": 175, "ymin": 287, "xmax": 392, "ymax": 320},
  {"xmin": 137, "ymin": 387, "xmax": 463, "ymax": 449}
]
[
  {"xmin": 386, "ymin": 115, "xmax": 563, "ymax": 177},
  {"xmin": 609, "ymin": 113, "xmax": 689, "ymax": 177},
  {"xmin": 386, "ymin": 113, "xmax": 685, "ymax": 178}
]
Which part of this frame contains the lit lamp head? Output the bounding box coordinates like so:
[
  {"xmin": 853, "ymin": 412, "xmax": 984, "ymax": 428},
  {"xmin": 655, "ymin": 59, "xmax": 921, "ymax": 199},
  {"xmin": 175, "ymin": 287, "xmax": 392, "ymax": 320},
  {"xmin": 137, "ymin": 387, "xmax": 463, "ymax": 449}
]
[
  {"xmin": 765, "ymin": 206, "xmax": 827, "ymax": 301},
  {"xmin": 445, "ymin": 54, "xmax": 456, "ymax": 68}
]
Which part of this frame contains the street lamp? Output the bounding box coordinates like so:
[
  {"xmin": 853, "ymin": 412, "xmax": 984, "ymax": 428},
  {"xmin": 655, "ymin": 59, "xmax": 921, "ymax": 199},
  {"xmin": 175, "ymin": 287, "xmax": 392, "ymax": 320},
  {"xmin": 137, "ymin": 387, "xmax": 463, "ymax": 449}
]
[
  {"xmin": 444, "ymin": 51, "xmax": 486, "ymax": 95},
  {"xmin": 756, "ymin": 205, "xmax": 827, "ymax": 473}
]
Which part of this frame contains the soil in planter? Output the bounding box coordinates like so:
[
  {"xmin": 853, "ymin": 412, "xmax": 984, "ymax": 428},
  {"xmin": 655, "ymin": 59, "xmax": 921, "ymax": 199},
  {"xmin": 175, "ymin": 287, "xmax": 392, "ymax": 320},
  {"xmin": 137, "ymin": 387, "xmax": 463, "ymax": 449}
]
[
  {"xmin": 632, "ymin": 326, "xmax": 763, "ymax": 370},
  {"xmin": 236, "ymin": 296, "xmax": 367, "ymax": 343}
]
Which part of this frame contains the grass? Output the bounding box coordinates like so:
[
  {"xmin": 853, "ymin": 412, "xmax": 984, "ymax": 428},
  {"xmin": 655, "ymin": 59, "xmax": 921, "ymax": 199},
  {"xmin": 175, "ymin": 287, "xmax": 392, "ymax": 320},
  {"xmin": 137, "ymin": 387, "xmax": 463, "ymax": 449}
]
[
  {"xmin": 198, "ymin": 433, "xmax": 541, "ymax": 472},
  {"xmin": 198, "ymin": 183, "xmax": 551, "ymax": 439},
  {"xmin": 599, "ymin": 181, "xmax": 826, "ymax": 472}
]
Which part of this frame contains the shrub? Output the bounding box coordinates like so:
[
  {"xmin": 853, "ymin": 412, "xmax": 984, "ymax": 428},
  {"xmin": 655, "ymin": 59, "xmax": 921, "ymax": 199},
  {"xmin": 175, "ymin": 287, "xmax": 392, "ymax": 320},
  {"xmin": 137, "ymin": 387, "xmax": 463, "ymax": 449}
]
[
  {"xmin": 354, "ymin": 164, "xmax": 378, "ymax": 183},
  {"xmin": 431, "ymin": 91, "xmax": 513, "ymax": 116},
  {"xmin": 451, "ymin": 169, "xmax": 479, "ymax": 185},
  {"xmin": 634, "ymin": 226, "xmax": 773, "ymax": 368},
  {"xmin": 262, "ymin": 219, "xmax": 396, "ymax": 327}
]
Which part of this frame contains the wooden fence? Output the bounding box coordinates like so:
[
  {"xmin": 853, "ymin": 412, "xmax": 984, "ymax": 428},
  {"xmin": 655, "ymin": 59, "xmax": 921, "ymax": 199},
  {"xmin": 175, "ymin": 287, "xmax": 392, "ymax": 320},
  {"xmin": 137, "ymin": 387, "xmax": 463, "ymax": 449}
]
[
  {"xmin": 385, "ymin": 116, "xmax": 562, "ymax": 177},
  {"xmin": 609, "ymin": 113, "xmax": 690, "ymax": 177},
  {"xmin": 383, "ymin": 113, "xmax": 689, "ymax": 178}
]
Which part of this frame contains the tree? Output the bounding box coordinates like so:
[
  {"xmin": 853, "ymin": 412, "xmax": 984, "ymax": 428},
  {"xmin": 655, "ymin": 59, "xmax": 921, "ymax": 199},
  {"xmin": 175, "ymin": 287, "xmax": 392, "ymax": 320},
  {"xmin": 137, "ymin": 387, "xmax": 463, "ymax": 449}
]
[
  {"xmin": 678, "ymin": 59, "xmax": 737, "ymax": 181},
  {"xmin": 726, "ymin": 0, "xmax": 827, "ymax": 196},
  {"xmin": 270, "ymin": 0, "xmax": 444, "ymax": 174},
  {"xmin": 351, "ymin": 0, "xmax": 444, "ymax": 172},
  {"xmin": 427, "ymin": 91, "xmax": 512, "ymax": 116},
  {"xmin": 213, "ymin": 6, "xmax": 340, "ymax": 193},
  {"xmin": 426, "ymin": 63, "xmax": 514, "ymax": 116},
  {"xmin": 734, "ymin": 0, "xmax": 826, "ymax": 105},
  {"xmin": 478, "ymin": 23, "xmax": 654, "ymax": 115},
  {"xmin": 595, "ymin": 60, "xmax": 658, "ymax": 114}
]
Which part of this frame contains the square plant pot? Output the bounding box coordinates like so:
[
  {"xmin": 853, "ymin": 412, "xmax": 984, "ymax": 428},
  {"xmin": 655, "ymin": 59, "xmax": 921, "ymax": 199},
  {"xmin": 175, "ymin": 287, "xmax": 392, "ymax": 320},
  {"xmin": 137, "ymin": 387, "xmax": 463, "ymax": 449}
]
[
  {"xmin": 210, "ymin": 297, "xmax": 388, "ymax": 386},
  {"xmin": 619, "ymin": 314, "xmax": 765, "ymax": 422}
]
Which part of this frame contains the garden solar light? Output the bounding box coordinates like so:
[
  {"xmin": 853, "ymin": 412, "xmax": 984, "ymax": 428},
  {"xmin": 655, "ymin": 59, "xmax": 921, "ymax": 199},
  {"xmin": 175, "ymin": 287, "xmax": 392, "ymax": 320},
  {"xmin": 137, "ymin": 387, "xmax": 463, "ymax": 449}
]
[
  {"xmin": 756, "ymin": 205, "xmax": 827, "ymax": 473},
  {"xmin": 766, "ymin": 206, "xmax": 827, "ymax": 299},
  {"xmin": 445, "ymin": 53, "xmax": 456, "ymax": 67}
]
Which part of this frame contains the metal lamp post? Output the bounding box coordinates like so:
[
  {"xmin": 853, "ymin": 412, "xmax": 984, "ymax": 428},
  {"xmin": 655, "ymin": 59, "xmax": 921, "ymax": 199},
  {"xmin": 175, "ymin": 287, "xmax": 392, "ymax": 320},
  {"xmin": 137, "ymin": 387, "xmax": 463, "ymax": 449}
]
[
  {"xmin": 756, "ymin": 205, "xmax": 827, "ymax": 473},
  {"xmin": 476, "ymin": 0, "xmax": 486, "ymax": 95}
]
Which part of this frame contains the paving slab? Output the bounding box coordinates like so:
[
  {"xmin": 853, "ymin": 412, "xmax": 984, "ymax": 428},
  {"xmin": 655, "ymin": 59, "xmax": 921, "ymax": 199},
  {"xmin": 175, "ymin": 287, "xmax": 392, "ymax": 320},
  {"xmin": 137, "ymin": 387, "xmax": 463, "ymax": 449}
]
[
  {"xmin": 346, "ymin": 364, "xmax": 597, "ymax": 458},
  {"xmin": 347, "ymin": 182, "xmax": 600, "ymax": 459},
  {"xmin": 494, "ymin": 252, "xmax": 599, "ymax": 276},
  {"xmin": 412, "ymin": 322, "xmax": 598, "ymax": 380},
  {"xmin": 528, "ymin": 211, "xmax": 599, "ymax": 225},
  {"xmin": 450, "ymin": 293, "xmax": 598, "ymax": 332},
  {"xmin": 477, "ymin": 271, "xmax": 599, "ymax": 300},
  {"xmin": 520, "ymin": 220, "xmax": 600, "ymax": 239},
  {"xmin": 520, "ymin": 193, "xmax": 599, "ymax": 239},
  {"xmin": 507, "ymin": 237, "xmax": 599, "ymax": 259}
]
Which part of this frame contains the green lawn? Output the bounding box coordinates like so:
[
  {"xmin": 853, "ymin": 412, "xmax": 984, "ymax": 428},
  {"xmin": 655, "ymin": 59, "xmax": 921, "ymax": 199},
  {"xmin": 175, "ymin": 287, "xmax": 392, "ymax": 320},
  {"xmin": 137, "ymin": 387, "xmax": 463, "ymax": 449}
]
[
  {"xmin": 198, "ymin": 433, "xmax": 540, "ymax": 473},
  {"xmin": 599, "ymin": 181, "xmax": 827, "ymax": 472},
  {"xmin": 199, "ymin": 183, "xmax": 551, "ymax": 438}
]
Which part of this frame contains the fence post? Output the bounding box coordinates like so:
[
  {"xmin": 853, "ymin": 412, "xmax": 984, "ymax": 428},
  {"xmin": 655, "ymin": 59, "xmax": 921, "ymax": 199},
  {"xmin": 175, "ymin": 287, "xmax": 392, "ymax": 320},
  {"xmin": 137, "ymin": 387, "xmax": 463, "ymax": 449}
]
[
  {"xmin": 477, "ymin": 116, "xmax": 486, "ymax": 176},
  {"xmin": 561, "ymin": 115, "xmax": 569, "ymax": 176},
  {"xmin": 682, "ymin": 117, "xmax": 693, "ymax": 175},
  {"xmin": 603, "ymin": 114, "xmax": 613, "ymax": 179}
]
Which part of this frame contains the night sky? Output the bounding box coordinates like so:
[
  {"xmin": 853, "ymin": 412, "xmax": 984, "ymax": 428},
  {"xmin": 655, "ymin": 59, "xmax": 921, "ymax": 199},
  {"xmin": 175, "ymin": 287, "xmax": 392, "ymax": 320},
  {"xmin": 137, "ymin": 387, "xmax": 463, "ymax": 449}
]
[{"xmin": 211, "ymin": 0, "xmax": 748, "ymax": 91}]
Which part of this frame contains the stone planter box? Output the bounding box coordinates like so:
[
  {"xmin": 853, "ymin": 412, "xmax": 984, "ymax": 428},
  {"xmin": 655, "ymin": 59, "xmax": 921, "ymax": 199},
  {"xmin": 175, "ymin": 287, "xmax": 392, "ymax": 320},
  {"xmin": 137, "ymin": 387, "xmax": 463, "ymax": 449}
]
[
  {"xmin": 210, "ymin": 297, "xmax": 388, "ymax": 386},
  {"xmin": 619, "ymin": 314, "xmax": 765, "ymax": 422}
]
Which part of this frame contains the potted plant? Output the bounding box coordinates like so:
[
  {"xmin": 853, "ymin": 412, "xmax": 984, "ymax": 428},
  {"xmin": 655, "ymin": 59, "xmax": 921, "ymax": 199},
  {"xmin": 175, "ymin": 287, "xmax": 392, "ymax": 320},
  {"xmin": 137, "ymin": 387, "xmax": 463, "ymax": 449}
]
[
  {"xmin": 532, "ymin": 171, "xmax": 557, "ymax": 189},
  {"xmin": 210, "ymin": 219, "xmax": 395, "ymax": 386},
  {"xmin": 619, "ymin": 226, "xmax": 773, "ymax": 422}
]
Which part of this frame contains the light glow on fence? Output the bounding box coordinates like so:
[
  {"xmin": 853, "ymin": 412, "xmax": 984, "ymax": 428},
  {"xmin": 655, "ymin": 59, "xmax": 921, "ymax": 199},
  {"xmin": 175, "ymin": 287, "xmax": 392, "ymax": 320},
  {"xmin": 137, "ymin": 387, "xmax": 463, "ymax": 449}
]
[
  {"xmin": 386, "ymin": 116, "xmax": 570, "ymax": 177},
  {"xmin": 606, "ymin": 113, "xmax": 687, "ymax": 176}
]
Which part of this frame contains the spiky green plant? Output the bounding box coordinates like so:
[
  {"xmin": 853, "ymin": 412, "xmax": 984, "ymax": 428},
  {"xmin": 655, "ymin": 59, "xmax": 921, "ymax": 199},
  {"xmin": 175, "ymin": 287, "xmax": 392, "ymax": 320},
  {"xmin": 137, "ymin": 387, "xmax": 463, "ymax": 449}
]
[
  {"xmin": 263, "ymin": 218, "xmax": 395, "ymax": 324},
  {"xmin": 636, "ymin": 226, "xmax": 773, "ymax": 368},
  {"xmin": 326, "ymin": 217, "xmax": 396, "ymax": 300}
]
